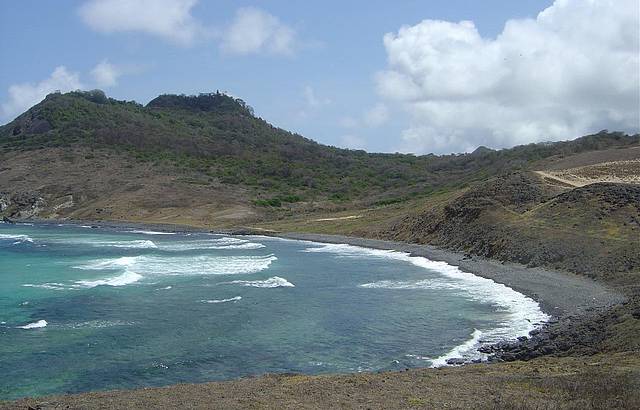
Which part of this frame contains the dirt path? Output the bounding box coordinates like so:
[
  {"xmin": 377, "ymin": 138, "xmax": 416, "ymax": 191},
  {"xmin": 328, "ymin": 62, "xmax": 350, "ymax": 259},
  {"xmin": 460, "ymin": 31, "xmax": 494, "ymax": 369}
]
[
  {"xmin": 535, "ymin": 159, "xmax": 640, "ymax": 187},
  {"xmin": 534, "ymin": 170, "xmax": 584, "ymax": 187},
  {"xmin": 312, "ymin": 215, "xmax": 362, "ymax": 222}
]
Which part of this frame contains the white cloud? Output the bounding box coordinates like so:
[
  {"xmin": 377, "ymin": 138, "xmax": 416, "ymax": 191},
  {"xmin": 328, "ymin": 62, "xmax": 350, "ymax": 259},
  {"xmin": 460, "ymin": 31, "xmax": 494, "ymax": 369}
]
[
  {"xmin": 303, "ymin": 85, "xmax": 330, "ymax": 108},
  {"xmin": 79, "ymin": 2, "xmax": 297, "ymax": 57},
  {"xmin": 89, "ymin": 60, "xmax": 144, "ymax": 88},
  {"xmin": 79, "ymin": 0, "xmax": 204, "ymax": 46},
  {"xmin": 339, "ymin": 103, "xmax": 389, "ymax": 130},
  {"xmin": 298, "ymin": 85, "xmax": 331, "ymax": 119},
  {"xmin": 340, "ymin": 135, "xmax": 367, "ymax": 150},
  {"xmin": 363, "ymin": 103, "xmax": 389, "ymax": 127},
  {"xmin": 376, "ymin": 0, "xmax": 640, "ymax": 154},
  {"xmin": 1, "ymin": 66, "xmax": 83, "ymax": 123},
  {"xmin": 91, "ymin": 60, "xmax": 121, "ymax": 87},
  {"xmin": 221, "ymin": 7, "xmax": 295, "ymax": 55}
]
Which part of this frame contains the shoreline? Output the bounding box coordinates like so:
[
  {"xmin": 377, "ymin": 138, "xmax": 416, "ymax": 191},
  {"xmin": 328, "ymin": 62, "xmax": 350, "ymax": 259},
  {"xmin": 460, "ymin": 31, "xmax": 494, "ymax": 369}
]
[
  {"xmin": 272, "ymin": 233, "xmax": 625, "ymax": 318},
  {"xmin": 7, "ymin": 218, "xmax": 624, "ymax": 318},
  {"xmin": 0, "ymin": 218, "xmax": 627, "ymax": 404}
]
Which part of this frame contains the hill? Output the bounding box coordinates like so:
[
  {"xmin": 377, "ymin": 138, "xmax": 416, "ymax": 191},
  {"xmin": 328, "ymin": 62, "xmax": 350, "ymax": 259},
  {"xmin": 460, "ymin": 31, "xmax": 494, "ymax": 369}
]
[
  {"xmin": 0, "ymin": 90, "xmax": 638, "ymax": 227},
  {"xmin": 257, "ymin": 146, "xmax": 640, "ymax": 365},
  {"xmin": 1, "ymin": 90, "xmax": 640, "ymax": 408}
]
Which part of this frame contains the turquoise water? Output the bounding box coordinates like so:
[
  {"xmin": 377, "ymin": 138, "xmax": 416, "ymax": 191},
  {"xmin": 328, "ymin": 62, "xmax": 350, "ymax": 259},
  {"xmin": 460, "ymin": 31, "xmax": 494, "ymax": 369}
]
[{"xmin": 0, "ymin": 223, "xmax": 547, "ymax": 400}]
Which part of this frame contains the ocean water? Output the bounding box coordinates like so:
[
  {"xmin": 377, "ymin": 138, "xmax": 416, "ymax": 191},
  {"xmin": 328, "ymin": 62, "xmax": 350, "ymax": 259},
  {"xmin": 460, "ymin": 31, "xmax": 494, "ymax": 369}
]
[{"xmin": 0, "ymin": 223, "xmax": 548, "ymax": 400}]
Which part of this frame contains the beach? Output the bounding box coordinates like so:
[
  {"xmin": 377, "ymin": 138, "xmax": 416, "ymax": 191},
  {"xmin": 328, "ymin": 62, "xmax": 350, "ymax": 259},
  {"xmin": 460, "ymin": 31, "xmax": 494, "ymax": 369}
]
[{"xmin": 0, "ymin": 221, "xmax": 632, "ymax": 409}]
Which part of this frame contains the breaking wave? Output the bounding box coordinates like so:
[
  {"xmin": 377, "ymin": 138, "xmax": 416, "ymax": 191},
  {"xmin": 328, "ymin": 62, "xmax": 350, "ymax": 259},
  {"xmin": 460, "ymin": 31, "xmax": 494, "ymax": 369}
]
[
  {"xmin": 23, "ymin": 283, "xmax": 72, "ymax": 291},
  {"xmin": 428, "ymin": 329, "xmax": 484, "ymax": 367},
  {"xmin": 129, "ymin": 230, "xmax": 175, "ymax": 235},
  {"xmin": 60, "ymin": 239, "xmax": 158, "ymax": 249},
  {"xmin": 200, "ymin": 296, "xmax": 242, "ymax": 304},
  {"xmin": 360, "ymin": 279, "xmax": 458, "ymax": 291},
  {"xmin": 308, "ymin": 242, "xmax": 549, "ymax": 365},
  {"xmin": 157, "ymin": 237, "xmax": 265, "ymax": 251},
  {"xmin": 0, "ymin": 234, "xmax": 34, "ymax": 244},
  {"xmin": 75, "ymin": 270, "xmax": 143, "ymax": 288},
  {"xmin": 90, "ymin": 240, "xmax": 157, "ymax": 249},
  {"xmin": 220, "ymin": 276, "xmax": 295, "ymax": 288},
  {"xmin": 75, "ymin": 254, "xmax": 277, "ymax": 276},
  {"xmin": 17, "ymin": 320, "xmax": 48, "ymax": 329}
]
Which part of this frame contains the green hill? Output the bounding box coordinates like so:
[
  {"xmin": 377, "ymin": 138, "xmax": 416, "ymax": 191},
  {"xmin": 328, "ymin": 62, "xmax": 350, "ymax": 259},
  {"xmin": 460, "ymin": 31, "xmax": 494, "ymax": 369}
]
[
  {"xmin": 1, "ymin": 90, "xmax": 640, "ymax": 407},
  {"xmin": 1, "ymin": 90, "xmax": 638, "ymax": 215}
]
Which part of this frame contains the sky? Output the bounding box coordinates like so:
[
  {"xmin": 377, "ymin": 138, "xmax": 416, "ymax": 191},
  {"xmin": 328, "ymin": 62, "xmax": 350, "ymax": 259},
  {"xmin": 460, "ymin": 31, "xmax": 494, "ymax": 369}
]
[{"xmin": 0, "ymin": 0, "xmax": 638, "ymax": 154}]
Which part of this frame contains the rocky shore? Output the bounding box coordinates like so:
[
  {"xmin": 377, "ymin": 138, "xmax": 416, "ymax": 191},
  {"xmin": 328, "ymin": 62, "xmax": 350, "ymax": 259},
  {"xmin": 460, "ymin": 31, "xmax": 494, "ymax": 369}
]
[
  {"xmin": 275, "ymin": 233, "xmax": 626, "ymax": 365},
  {"xmin": 4, "ymin": 220, "xmax": 626, "ymax": 365},
  {"xmin": 1, "ymin": 220, "xmax": 635, "ymax": 409}
]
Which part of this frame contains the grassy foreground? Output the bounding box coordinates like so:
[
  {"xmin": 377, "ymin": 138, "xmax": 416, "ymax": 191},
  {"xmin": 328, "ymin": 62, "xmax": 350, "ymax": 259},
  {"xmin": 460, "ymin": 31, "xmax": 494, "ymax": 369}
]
[{"xmin": 4, "ymin": 353, "xmax": 638, "ymax": 409}]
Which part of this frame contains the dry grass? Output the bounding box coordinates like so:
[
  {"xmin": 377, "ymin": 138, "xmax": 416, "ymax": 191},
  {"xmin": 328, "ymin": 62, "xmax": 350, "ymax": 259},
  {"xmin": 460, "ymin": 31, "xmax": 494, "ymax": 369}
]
[{"xmin": 4, "ymin": 354, "xmax": 638, "ymax": 409}]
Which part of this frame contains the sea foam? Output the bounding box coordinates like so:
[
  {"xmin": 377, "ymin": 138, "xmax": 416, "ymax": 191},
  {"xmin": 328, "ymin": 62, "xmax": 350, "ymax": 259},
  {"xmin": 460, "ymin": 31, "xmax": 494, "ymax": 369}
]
[
  {"xmin": 306, "ymin": 242, "xmax": 549, "ymax": 365},
  {"xmin": 428, "ymin": 329, "xmax": 484, "ymax": 367},
  {"xmin": 23, "ymin": 282, "xmax": 70, "ymax": 291},
  {"xmin": 129, "ymin": 230, "xmax": 175, "ymax": 235},
  {"xmin": 220, "ymin": 276, "xmax": 295, "ymax": 288},
  {"xmin": 200, "ymin": 296, "xmax": 242, "ymax": 304},
  {"xmin": 75, "ymin": 254, "xmax": 277, "ymax": 277},
  {"xmin": 57, "ymin": 239, "xmax": 158, "ymax": 249},
  {"xmin": 157, "ymin": 237, "xmax": 265, "ymax": 251},
  {"xmin": 0, "ymin": 234, "xmax": 34, "ymax": 244},
  {"xmin": 75, "ymin": 270, "xmax": 143, "ymax": 288},
  {"xmin": 90, "ymin": 240, "xmax": 157, "ymax": 249},
  {"xmin": 17, "ymin": 320, "xmax": 47, "ymax": 329},
  {"xmin": 67, "ymin": 320, "xmax": 133, "ymax": 329}
]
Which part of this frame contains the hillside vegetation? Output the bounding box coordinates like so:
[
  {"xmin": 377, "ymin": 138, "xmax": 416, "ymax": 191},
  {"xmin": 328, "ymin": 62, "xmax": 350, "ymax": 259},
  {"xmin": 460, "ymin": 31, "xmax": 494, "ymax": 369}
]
[
  {"xmin": 1, "ymin": 90, "xmax": 637, "ymax": 218},
  {"xmin": 1, "ymin": 90, "xmax": 640, "ymax": 408}
]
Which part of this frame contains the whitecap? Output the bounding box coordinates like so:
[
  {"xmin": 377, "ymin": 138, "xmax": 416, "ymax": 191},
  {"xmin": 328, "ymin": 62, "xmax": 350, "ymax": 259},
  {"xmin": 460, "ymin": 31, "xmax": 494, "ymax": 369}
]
[
  {"xmin": 22, "ymin": 283, "xmax": 70, "ymax": 291},
  {"xmin": 91, "ymin": 240, "xmax": 157, "ymax": 249},
  {"xmin": 68, "ymin": 320, "xmax": 133, "ymax": 329},
  {"xmin": 17, "ymin": 319, "xmax": 47, "ymax": 329},
  {"xmin": 57, "ymin": 238, "xmax": 158, "ymax": 249},
  {"xmin": 303, "ymin": 243, "xmax": 397, "ymax": 259},
  {"xmin": 157, "ymin": 237, "xmax": 265, "ymax": 251},
  {"xmin": 221, "ymin": 242, "xmax": 265, "ymax": 250},
  {"xmin": 75, "ymin": 254, "xmax": 277, "ymax": 276},
  {"xmin": 206, "ymin": 237, "xmax": 249, "ymax": 245},
  {"xmin": 0, "ymin": 234, "xmax": 34, "ymax": 244},
  {"xmin": 129, "ymin": 230, "xmax": 175, "ymax": 235},
  {"xmin": 200, "ymin": 296, "xmax": 242, "ymax": 304},
  {"xmin": 359, "ymin": 279, "xmax": 458, "ymax": 291},
  {"xmin": 75, "ymin": 270, "xmax": 143, "ymax": 288},
  {"xmin": 428, "ymin": 329, "xmax": 484, "ymax": 367},
  {"xmin": 75, "ymin": 256, "xmax": 139, "ymax": 270},
  {"xmin": 311, "ymin": 242, "xmax": 549, "ymax": 363},
  {"xmin": 220, "ymin": 276, "xmax": 295, "ymax": 288}
]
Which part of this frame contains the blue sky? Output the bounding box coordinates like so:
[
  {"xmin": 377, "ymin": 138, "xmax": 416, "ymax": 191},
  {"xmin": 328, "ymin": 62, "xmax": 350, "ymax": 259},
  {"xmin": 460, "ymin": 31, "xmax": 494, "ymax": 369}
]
[{"xmin": 1, "ymin": 0, "xmax": 637, "ymax": 154}]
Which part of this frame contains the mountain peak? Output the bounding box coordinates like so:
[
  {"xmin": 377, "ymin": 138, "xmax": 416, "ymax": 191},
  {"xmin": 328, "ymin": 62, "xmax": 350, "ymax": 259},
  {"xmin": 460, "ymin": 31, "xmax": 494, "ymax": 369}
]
[
  {"xmin": 146, "ymin": 92, "xmax": 254, "ymax": 116},
  {"xmin": 471, "ymin": 145, "xmax": 495, "ymax": 155}
]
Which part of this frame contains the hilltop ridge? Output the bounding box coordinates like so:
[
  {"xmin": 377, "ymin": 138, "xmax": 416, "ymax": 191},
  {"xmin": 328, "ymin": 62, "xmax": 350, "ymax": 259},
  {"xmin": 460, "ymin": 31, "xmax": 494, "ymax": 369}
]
[
  {"xmin": 1, "ymin": 90, "xmax": 640, "ymax": 408},
  {"xmin": 1, "ymin": 90, "xmax": 637, "ymax": 223}
]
